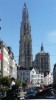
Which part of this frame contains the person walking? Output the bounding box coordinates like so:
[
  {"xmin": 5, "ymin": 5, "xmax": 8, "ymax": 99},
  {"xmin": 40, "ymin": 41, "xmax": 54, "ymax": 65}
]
[{"xmin": 6, "ymin": 78, "xmax": 17, "ymax": 100}]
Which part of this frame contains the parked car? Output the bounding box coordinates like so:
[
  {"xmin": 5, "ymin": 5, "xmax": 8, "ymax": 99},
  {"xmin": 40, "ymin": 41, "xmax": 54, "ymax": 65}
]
[{"xmin": 25, "ymin": 90, "xmax": 37, "ymax": 99}]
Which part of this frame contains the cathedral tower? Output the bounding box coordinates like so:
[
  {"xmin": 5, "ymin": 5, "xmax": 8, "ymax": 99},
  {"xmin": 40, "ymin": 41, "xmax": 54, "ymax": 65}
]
[
  {"xmin": 34, "ymin": 43, "xmax": 50, "ymax": 75},
  {"xmin": 19, "ymin": 2, "xmax": 32, "ymax": 68}
]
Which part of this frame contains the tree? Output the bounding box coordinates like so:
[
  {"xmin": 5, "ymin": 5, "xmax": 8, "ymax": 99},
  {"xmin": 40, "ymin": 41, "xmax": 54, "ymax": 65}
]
[
  {"xmin": 22, "ymin": 82, "xmax": 27, "ymax": 91},
  {"xmin": 1, "ymin": 76, "xmax": 10, "ymax": 86},
  {"xmin": 15, "ymin": 79, "xmax": 21, "ymax": 87}
]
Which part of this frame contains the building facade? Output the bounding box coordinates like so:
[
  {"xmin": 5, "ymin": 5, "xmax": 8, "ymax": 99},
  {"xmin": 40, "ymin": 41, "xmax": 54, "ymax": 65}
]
[
  {"xmin": 19, "ymin": 2, "xmax": 32, "ymax": 68},
  {"xmin": 0, "ymin": 40, "xmax": 9, "ymax": 77},
  {"xmin": 53, "ymin": 64, "xmax": 56, "ymax": 85},
  {"xmin": 30, "ymin": 68, "xmax": 44, "ymax": 87},
  {"xmin": 17, "ymin": 67, "xmax": 30, "ymax": 83},
  {"xmin": 8, "ymin": 47, "xmax": 17, "ymax": 79},
  {"xmin": 18, "ymin": 67, "xmax": 44, "ymax": 87},
  {"xmin": 44, "ymin": 72, "xmax": 53, "ymax": 86},
  {"xmin": 33, "ymin": 43, "xmax": 50, "ymax": 75},
  {"xmin": 18, "ymin": 67, "xmax": 53, "ymax": 87},
  {"xmin": 0, "ymin": 40, "xmax": 17, "ymax": 79}
]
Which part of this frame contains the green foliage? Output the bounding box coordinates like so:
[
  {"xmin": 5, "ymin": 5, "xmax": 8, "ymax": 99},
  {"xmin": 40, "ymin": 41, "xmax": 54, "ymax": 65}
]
[
  {"xmin": 0, "ymin": 76, "xmax": 10, "ymax": 87},
  {"xmin": 22, "ymin": 82, "xmax": 27, "ymax": 91},
  {"xmin": 0, "ymin": 76, "xmax": 22, "ymax": 91},
  {"xmin": 22, "ymin": 82, "xmax": 27, "ymax": 87},
  {"xmin": 15, "ymin": 79, "xmax": 21, "ymax": 87},
  {"xmin": 11, "ymin": 77, "xmax": 15, "ymax": 81}
]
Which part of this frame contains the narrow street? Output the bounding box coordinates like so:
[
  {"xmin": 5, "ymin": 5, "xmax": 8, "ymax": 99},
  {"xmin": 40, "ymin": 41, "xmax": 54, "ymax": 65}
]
[{"xmin": 18, "ymin": 91, "xmax": 26, "ymax": 100}]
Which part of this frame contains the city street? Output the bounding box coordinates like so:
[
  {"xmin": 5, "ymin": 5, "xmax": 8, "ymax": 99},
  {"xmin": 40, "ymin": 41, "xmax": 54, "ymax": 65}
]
[
  {"xmin": 19, "ymin": 91, "xmax": 25, "ymax": 100},
  {"xmin": 0, "ymin": 0, "xmax": 56, "ymax": 100}
]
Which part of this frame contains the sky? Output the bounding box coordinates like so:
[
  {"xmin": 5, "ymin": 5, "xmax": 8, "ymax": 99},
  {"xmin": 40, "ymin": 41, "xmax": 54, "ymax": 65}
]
[{"xmin": 0, "ymin": 0, "xmax": 56, "ymax": 72}]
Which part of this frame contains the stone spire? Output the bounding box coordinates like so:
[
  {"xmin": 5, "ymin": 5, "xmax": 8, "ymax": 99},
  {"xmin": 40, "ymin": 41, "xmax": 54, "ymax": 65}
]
[
  {"xmin": 41, "ymin": 42, "xmax": 44, "ymax": 51},
  {"xmin": 22, "ymin": 2, "xmax": 29, "ymax": 23},
  {"xmin": 19, "ymin": 2, "xmax": 32, "ymax": 68}
]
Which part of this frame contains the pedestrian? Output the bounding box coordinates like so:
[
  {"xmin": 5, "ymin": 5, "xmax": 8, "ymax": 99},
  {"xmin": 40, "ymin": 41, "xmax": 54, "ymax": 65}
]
[
  {"xmin": 11, "ymin": 77, "xmax": 16, "ymax": 87},
  {"xmin": 7, "ymin": 78, "xmax": 16, "ymax": 100}
]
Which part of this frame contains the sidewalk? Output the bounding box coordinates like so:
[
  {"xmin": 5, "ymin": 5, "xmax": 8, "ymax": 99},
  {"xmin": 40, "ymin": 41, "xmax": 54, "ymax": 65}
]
[
  {"xmin": 18, "ymin": 91, "xmax": 26, "ymax": 100},
  {"xmin": 20, "ymin": 91, "xmax": 26, "ymax": 96}
]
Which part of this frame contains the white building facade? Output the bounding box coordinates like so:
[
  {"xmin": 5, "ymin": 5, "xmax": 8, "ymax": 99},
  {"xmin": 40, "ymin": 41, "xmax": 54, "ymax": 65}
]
[
  {"xmin": 0, "ymin": 41, "xmax": 9, "ymax": 77},
  {"xmin": 0, "ymin": 40, "xmax": 17, "ymax": 79},
  {"xmin": 18, "ymin": 67, "xmax": 53, "ymax": 87},
  {"xmin": 30, "ymin": 68, "xmax": 44, "ymax": 87},
  {"xmin": 44, "ymin": 73, "xmax": 53, "ymax": 86},
  {"xmin": 3, "ymin": 47, "xmax": 9, "ymax": 77},
  {"xmin": 9, "ymin": 58, "xmax": 17, "ymax": 79},
  {"xmin": 18, "ymin": 67, "xmax": 44, "ymax": 87}
]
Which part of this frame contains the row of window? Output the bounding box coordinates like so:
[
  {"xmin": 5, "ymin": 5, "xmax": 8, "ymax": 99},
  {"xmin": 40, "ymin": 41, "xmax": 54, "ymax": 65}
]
[{"xmin": 20, "ymin": 72, "xmax": 29, "ymax": 75}]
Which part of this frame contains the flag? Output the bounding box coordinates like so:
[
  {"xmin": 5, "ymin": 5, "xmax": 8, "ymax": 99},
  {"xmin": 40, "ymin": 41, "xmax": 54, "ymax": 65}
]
[{"xmin": 0, "ymin": 52, "xmax": 2, "ymax": 60}]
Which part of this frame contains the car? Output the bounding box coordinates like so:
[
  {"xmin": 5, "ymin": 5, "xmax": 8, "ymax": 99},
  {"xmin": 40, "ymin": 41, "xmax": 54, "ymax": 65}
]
[
  {"xmin": 25, "ymin": 90, "xmax": 37, "ymax": 99},
  {"xmin": 45, "ymin": 95, "xmax": 56, "ymax": 99}
]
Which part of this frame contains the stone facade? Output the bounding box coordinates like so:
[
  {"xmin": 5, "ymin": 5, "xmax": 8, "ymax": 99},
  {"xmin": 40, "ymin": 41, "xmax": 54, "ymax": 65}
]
[{"xmin": 33, "ymin": 43, "xmax": 50, "ymax": 75}]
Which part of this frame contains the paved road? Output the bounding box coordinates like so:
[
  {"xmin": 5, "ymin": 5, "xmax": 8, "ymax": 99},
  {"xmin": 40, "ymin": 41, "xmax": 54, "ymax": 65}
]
[{"xmin": 18, "ymin": 91, "xmax": 26, "ymax": 100}]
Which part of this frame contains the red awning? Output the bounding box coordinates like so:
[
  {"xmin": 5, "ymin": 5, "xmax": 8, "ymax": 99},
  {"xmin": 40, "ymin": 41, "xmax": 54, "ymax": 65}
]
[{"xmin": 0, "ymin": 52, "xmax": 2, "ymax": 60}]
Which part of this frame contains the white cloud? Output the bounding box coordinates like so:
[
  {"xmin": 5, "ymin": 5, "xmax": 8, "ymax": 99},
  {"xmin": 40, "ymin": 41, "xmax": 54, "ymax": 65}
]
[{"xmin": 47, "ymin": 31, "xmax": 56, "ymax": 44}]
